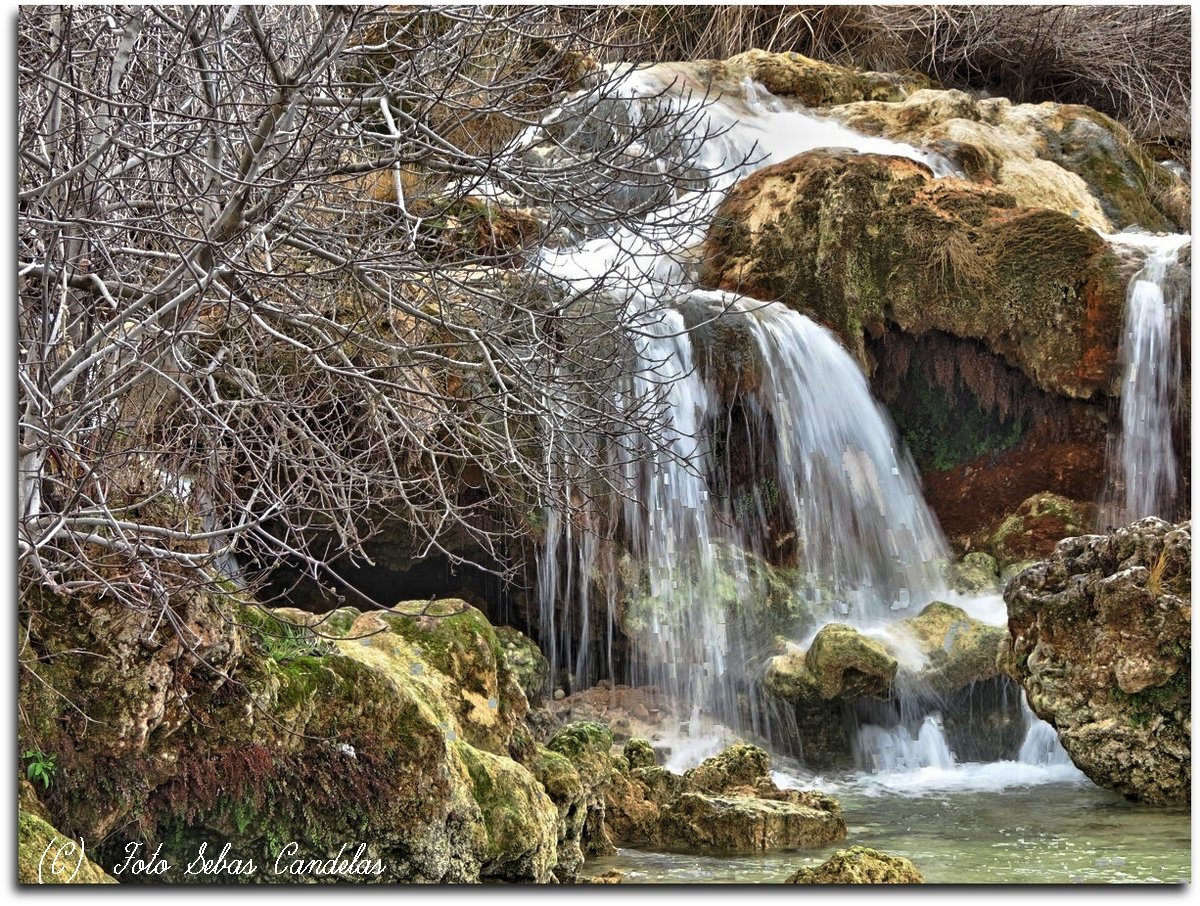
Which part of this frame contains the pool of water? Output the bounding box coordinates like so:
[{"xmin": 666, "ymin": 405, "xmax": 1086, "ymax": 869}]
[{"xmin": 587, "ymin": 768, "xmax": 1191, "ymax": 884}]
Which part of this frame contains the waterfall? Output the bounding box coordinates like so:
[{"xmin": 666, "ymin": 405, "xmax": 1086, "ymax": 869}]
[
  {"xmin": 524, "ymin": 64, "xmax": 952, "ymax": 732},
  {"xmin": 1017, "ymin": 699, "xmax": 1076, "ymax": 768},
  {"xmin": 1103, "ymin": 232, "xmax": 1191, "ymax": 524},
  {"xmin": 854, "ymin": 714, "xmax": 956, "ymax": 773}
]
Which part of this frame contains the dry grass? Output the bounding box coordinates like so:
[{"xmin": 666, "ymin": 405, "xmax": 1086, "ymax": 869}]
[{"xmin": 519, "ymin": 5, "xmax": 1191, "ymax": 163}]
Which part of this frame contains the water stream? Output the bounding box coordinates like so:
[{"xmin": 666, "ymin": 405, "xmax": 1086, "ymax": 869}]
[
  {"xmin": 514, "ymin": 65, "xmax": 1188, "ymax": 882},
  {"xmin": 1101, "ymin": 232, "xmax": 1191, "ymax": 525}
]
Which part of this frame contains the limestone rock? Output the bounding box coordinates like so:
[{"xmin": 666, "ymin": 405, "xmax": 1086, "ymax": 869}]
[
  {"xmin": 495, "ymin": 625, "xmax": 550, "ymax": 707},
  {"xmin": 1003, "ymin": 518, "xmax": 1190, "ymax": 804},
  {"xmin": 786, "ymin": 846, "xmax": 924, "ymax": 884},
  {"xmin": 826, "ymin": 89, "xmax": 1181, "ymax": 232},
  {"xmin": 604, "ymin": 741, "xmax": 846, "ymax": 853},
  {"xmin": 989, "ymin": 492, "xmax": 1099, "ymax": 570},
  {"xmin": 803, "ymin": 624, "xmax": 898, "ymax": 699},
  {"xmin": 899, "ymin": 602, "xmax": 1006, "ymax": 696},
  {"xmin": 18, "ymin": 810, "xmax": 116, "ymax": 885},
  {"xmin": 546, "ymin": 721, "xmax": 618, "ymax": 856},
  {"xmin": 657, "ymin": 792, "xmax": 845, "ymax": 853},
  {"xmin": 701, "ymin": 149, "xmax": 1135, "ymax": 400},
  {"xmin": 950, "ymin": 551, "xmax": 1001, "ymax": 595}
]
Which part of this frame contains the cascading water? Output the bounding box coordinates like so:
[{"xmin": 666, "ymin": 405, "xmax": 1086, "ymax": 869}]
[
  {"xmin": 523, "ymin": 63, "xmax": 953, "ymax": 735},
  {"xmin": 1102, "ymin": 232, "xmax": 1191, "ymax": 524}
]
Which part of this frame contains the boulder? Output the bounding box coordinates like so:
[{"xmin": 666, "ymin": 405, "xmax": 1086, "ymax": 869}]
[
  {"xmin": 657, "ymin": 792, "xmax": 845, "ymax": 853},
  {"xmin": 797, "ymin": 624, "xmax": 898, "ymax": 700},
  {"xmin": 1003, "ymin": 519, "xmax": 1190, "ymax": 804},
  {"xmin": 950, "ymin": 552, "xmax": 1001, "ymax": 595},
  {"xmin": 899, "ymin": 602, "xmax": 1005, "ymax": 696},
  {"xmin": 604, "ymin": 742, "xmax": 845, "ymax": 853},
  {"xmin": 989, "ymin": 492, "xmax": 1099, "ymax": 570},
  {"xmin": 825, "ymin": 89, "xmax": 1183, "ymax": 233},
  {"xmin": 702, "ymin": 149, "xmax": 1135, "ymax": 401},
  {"xmin": 545, "ymin": 721, "xmax": 617, "ymax": 857},
  {"xmin": 495, "ymin": 625, "xmax": 550, "ymax": 707},
  {"xmin": 19, "ymin": 809, "xmax": 115, "ymax": 885},
  {"xmin": 19, "ymin": 590, "xmax": 572, "ymax": 882},
  {"xmin": 786, "ymin": 846, "xmax": 924, "ymax": 884}
]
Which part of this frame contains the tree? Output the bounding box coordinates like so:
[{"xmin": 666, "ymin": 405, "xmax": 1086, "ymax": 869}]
[{"xmin": 18, "ymin": 5, "xmax": 744, "ymax": 629}]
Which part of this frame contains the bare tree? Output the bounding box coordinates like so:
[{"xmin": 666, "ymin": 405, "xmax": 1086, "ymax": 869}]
[{"xmin": 17, "ymin": 5, "xmax": 743, "ymax": 623}]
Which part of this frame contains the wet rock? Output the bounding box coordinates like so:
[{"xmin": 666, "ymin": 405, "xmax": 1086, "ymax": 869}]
[
  {"xmin": 1002, "ymin": 519, "xmax": 1190, "ymax": 804},
  {"xmin": 496, "ymin": 625, "xmax": 550, "ymax": 707},
  {"xmin": 826, "ymin": 89, "xmax": 1180, "ymax": 232},
  {"xmin": 899, "ymin": 602, "xmax": 1006, "ymax": 696},
  {"xmin": 786, "ymin": 846, "xmax": 924, "ymax": 884},
  {"xmin": 951, "ymin": 552, "xmax": 1001, "ymax": 595},
  {"xmin": 528, "ymin": 747, "xmax": 587, "ymax": 882},
  {"xmin": 702, "ymin": 149, "xmax": 1135, "ymax": 400},
  {"xmin": 657, "ymin": 792, "xmax": 845, "ymax": 853},
  {"xmin": 604, "ymin": 741, "xmax": 845, "ymax": 853},
  {"xmin": 719, "ymin": 49, "xmax": 933, "ymax": 107},
  {"xmin": 546, "ymin": 722, "xmax": 617, "ymax": 856},
  {"xmin": 683, "ymin": 742, "xmax": 771, "ymax": 794},
  {"xmin": 19, "ymin": 590, "xmax": 571, "ymax": 883},
  {"xmin": 989, "ymin": 492, "xmax": 1099, "ymax": 570},
  {"xmin": 579, "ymin": 869, "xmax": 625, "ymax": 884},
  {"xmin": 803, "ymin": 624, "xmax": 898, "ymax": 699}
]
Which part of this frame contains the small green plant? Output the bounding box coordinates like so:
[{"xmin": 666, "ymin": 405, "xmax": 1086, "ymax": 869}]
[{"xmin": 23, "ymin": 749, "xmax": 56, "ymax": 789}]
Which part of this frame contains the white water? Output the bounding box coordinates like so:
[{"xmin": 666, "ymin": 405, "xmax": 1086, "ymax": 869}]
[
  {"xmin": 529, "ymin": 64, "xmax": 952, "ymax": 732},
  {"xmin": 1103, "ymin": 232, "xmax": 1191, "ymax": 524}
]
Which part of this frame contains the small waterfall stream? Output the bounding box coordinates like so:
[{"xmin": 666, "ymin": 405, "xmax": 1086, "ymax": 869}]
[
  {"xmin": 1102, "ymin": 232, "xmax": 1191, "ymax": 524},
  {"xmin": 527, "ymin": 64, "xmax": 951, "ymax": 733}
]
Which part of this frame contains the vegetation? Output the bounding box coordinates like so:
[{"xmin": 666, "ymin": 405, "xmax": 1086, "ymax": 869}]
[{"xmin": 536, "ymin": 5, "xmax": 1191, "ymax": 160}]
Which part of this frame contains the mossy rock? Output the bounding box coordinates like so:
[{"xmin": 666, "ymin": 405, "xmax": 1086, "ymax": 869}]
[
  {"xmin": 495, "ymin": 625, "xmax": 550, "ymax": 706},
  {"xmin": 545, "ymin": 721, "xmax": 614, "ymax": 774},
  {"xmin": 702, "ymin": 149, "xmax": 1134, "ymax": 400},
  {"xmin": 622, "ymin": 738, "xmax": 657, "ymax": 770},
  {"xmin": 988, "ymin": 492, "xmax": 1098, "ymax": 569},
  {"xmin": 722, "ymin": 49, "xmax": 932, "ymax": 107},
  {"xmin": 827, "ymin": 89, "xmax": 1180, "ymax": 232},
  {"xmin": 786, "ymin": 845, "xmax": 924, "ymax": 884},
  {"xmin": 806, "ymin": 624, "xmax": 898, "ymax": 699},
  {"xmin": 529, "ymin": 746, "xmax": 586, "ymax": 882},
  {"xmin": 18, "ymin": 810, "xmax": 115, "ymax": 884},
  {"xmin": 951, "ymin": 551, "xmax": 1001, "ymax": 595},
  {"xmin": 457, "ymin": 742, "xmax": 558, "ymax": 882},
  {"xmin": 899, "ymin": 602, "xmax": 1006, "ymax": 695},
  {"xmin": 683, "ymin": 743, "xmax": 771, "ymax": 795},
  {"xmin": 656, "ymin": 792, "xmax": 846, "ymax": 854}
]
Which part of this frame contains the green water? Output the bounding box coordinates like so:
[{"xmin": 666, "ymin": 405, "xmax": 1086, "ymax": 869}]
[{"xmin": 588, "ymin": 781, "xmax": 1191, "ymax": 884}]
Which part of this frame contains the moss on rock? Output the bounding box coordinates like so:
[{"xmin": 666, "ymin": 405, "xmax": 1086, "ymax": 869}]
[
  {"xmin": 19, "ymin": 810, "xmax": 115, "ymax": 885},
  {"xmin": 988, "ymin": 492, "xmax": 1098, "ymax": 569},
  {"xmin": 786, "ymin": 845, "xmax": 924, "ymax": 884},
  {"xmin": 701, "ymin": 149, "xmax": 1135, "ymax": 400}
]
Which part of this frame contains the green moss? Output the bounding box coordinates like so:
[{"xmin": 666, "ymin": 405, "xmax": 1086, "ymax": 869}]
[{"xmin": 18, "ymin": 810, "xmax": 115, "ymax": 884}]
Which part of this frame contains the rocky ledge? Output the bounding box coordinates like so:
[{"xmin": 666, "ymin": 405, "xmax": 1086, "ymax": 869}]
[{"xmin": 1002, "ymin": 518, "xmax": 1190, "ymax": 804}]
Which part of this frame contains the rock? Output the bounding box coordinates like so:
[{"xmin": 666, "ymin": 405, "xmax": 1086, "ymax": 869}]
[
  {"xmin": 719, "ymin": 49, "xmax": 933, "ymax": 107},
  {"xmin": 989, "ymin": 492, "xmax": 1099, "ymax": 569},
  {"xmin": 18, "ymin": 810, "xmax": 116, "ymax": 884},
  {"xmin": 1002, "ymin": 519, "xmax": 1190, "ymax": 804},
  {"xmin": 495, "ymin": 625, "xmax": 550, "ymax": 707},
  {"xmin": 579, "ymin": 869, "xmax": 625, "ymax": 884},
  {"xmin": 657, "ymin": 792, "xmax": 845, "ymax": 853},
  {"xmin": 702, "ymin": 149, "xmax": 1135, "ymax": 401},
  {"xmin": 951, "ymin": 552, "xmax": 1001, "ymax": 595},
  {"xmin": 763, "ymin": 626, "xmax": 898, "ymax": 768},
  {"xmin": 604, "ymin": 742, "xmax": 845, "ymax": 853},
  {"xmin": 786, "ymin": 846, "xmax": 924, "ymax": 884},
  {"xmin": 554, "ymin": 688, "xmax": 566, "ymax": 701},
  {"xmin": 683, "ymin": 742, "xmax": 771, "ymax": 794},
  {"xmin": 622, "ymin": 738, "xmax": 657, "ymax": 770},
  {"xmin": 529, "ymin": 747, "xmax": 587, "ymax": 882},
  {"xmin": 899, "ymin": 602, "xmax": 1006, "ymax": 696},
  {"xmin": 19, "ymin": 590, "xmax": 575, "ymax": 882},
  {"xmin": 457, "ymin": 743, "xmax": 559, "ymax": 882},
  {"xmin": 804, "ymin": 624, "xmax": 898, "ymax": 699},
  {"xmin": 545, "ymin": 721, "xmax": 617, "ymax": 856},
  {"xmin": 826, "ymin": 89, "xmax": 1180, "ymax": 232}
]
